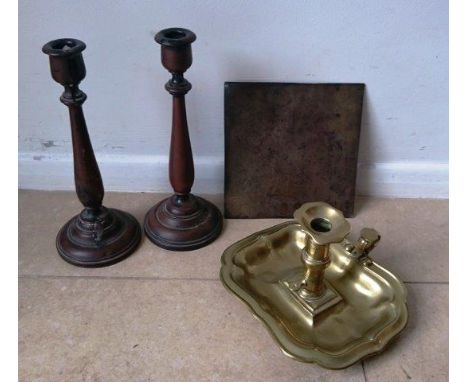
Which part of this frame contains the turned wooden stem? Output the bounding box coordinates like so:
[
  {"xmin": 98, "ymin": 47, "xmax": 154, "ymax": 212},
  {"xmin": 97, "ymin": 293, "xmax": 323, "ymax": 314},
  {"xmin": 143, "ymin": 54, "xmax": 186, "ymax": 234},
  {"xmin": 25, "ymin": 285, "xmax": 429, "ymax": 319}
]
[
  {"xmin": 60, "ymin": 78, "xmax": 104, "ymax": 214},
  {"xmin": 155, "ymin": 28, "xmax": 197, "ymax": 197},
  {"xmin": 68, "ymin": 104, "xmax": 104, "ymax": 209},
  {"xmin": 169, "ymin": 95, "xmax": 194, "ymax": 194}
]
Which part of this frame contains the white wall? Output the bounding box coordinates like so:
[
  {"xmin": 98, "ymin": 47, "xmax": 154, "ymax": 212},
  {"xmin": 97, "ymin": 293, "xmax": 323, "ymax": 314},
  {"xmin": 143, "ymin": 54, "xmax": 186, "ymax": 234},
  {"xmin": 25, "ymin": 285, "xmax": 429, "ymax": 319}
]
[{"xmin": 19, "ymin": 0, "xmax": 448, "ymax": 197}]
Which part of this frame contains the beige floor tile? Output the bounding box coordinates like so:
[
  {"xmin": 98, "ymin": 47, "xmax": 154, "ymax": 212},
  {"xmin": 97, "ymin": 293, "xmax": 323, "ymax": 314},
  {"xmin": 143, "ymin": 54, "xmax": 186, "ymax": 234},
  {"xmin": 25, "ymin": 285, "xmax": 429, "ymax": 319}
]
[
  {"xmin": 18, "ymin": 190, "xmax": 286, "ymax": 279},
  {"xmin": 363, "ymin": 283, "xmax": 448, "ymax": 382},
  {"xmin": 19, "ymin": 191, "xmax": 448, "ymax": 282},
  {"xmin": 19, "ymin": 277, "xmax": 365, "ymax": 382},
  {"xmin": 352, "ymin": 198, "xmax": 448, "ymax": 282}
]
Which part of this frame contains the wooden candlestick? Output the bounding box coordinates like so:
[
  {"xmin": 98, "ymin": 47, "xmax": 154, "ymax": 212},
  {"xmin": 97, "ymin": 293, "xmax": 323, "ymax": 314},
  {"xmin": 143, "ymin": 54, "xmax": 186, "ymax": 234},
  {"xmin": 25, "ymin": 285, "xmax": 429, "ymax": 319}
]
[
  {"xmin": 144, "ymin": 28, "xmax": 223, "ymax": 251},
  {"xmin": 42, "ymin": 38, "xmax": 141, "ymax": 267}
]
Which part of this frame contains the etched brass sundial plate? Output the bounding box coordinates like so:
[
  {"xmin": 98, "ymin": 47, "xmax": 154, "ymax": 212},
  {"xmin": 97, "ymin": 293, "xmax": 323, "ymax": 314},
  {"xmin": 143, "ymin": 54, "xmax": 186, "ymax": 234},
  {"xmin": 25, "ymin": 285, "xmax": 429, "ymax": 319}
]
[{"xmin": 220, "ymin": 219, "xmax": 408, "ymax": 369}]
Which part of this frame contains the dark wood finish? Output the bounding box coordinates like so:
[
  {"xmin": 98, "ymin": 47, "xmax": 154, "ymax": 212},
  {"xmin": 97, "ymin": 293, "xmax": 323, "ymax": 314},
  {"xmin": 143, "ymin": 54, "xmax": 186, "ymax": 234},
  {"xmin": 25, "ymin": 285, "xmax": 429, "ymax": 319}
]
[
  {"xmin": 42, "ymin": 38, "xmax": 141, "ymax": 267},
  {"xmin": 224, "ymin": 82, "xmax": 364, "ymax": 218},
  {"xmin": 144, "ymin": 28, "xmax": 222, "ymax": 251}
]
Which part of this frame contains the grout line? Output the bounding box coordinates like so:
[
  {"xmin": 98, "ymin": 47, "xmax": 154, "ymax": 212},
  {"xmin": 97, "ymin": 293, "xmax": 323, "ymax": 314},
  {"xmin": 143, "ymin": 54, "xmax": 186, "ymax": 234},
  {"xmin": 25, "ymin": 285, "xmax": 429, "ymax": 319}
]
[
  {"xmin": 18, "ymin": 274, "xmax": 220, "ymax": 282},
  {"xmin": 403, "ymin": 281, "xmax": 448, "ymax": 285},
  {"xmin": 19, "ymin": 274, "xmax": 449, "ymax": 285},
  {"xmin": 361, "ymin": 361, "xmax": 368, "ymax": 382}
]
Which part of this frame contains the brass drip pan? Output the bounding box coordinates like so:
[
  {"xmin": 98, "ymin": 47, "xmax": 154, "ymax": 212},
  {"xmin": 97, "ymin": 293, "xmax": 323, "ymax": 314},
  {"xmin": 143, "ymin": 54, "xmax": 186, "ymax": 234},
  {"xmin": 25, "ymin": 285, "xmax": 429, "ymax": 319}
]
[{"xmin": 220, "ymin": 203, "xmax": 408, "ymax": 369}]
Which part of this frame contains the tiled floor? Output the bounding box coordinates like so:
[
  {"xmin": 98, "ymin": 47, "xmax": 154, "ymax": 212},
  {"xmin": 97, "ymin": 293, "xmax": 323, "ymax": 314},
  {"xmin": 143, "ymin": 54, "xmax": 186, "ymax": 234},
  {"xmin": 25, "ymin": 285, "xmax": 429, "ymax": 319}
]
[{"xmin": 19, "ymin": 190, "xmax": 449, "ymax": 382}]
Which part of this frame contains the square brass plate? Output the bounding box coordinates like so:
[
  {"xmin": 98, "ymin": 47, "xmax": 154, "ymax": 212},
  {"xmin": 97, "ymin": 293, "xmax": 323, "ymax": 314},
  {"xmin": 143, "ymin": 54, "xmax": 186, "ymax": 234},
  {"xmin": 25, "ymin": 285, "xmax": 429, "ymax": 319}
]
[{"xmin": 224, "ymin": 82, "xmax": 364, "ymax": 218}]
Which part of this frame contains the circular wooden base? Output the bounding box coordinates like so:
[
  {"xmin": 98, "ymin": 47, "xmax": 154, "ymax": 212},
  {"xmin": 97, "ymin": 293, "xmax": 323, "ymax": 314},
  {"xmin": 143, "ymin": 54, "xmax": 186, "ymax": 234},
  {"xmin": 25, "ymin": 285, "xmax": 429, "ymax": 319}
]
[
  {"xmin": 144, "ymin": 194, "xmax": 223, "ymax": 251},
  {"xmin": 56, "ymin": 207, "xmax": 141, "ymax": 267}
]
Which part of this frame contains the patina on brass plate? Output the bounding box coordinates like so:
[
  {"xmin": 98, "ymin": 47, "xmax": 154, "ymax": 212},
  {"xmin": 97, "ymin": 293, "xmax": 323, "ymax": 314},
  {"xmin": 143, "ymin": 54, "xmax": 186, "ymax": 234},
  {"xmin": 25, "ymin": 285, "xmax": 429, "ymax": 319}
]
[
  {"xmin": 224, "ymin": 82, "xmax": 364, "ymax": 218},
  {"xmin": 220, "ymin": 222, "xmax": 408, "ymax": 369}
]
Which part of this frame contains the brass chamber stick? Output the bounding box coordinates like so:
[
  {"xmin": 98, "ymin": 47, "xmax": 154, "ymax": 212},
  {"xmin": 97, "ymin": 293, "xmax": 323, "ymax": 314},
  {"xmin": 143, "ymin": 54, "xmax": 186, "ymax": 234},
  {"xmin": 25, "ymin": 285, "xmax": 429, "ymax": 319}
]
[{"xmin": 220, "ymin": 201, "xmax": 408, "ymax": 369}]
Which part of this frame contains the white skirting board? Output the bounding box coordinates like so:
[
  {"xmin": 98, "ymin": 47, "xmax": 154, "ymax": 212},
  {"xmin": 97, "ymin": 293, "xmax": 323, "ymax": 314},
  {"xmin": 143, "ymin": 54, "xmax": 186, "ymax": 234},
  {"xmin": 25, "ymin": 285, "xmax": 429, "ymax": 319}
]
[{"xmin": 18, "ymin": 152, "xmax": 448, "ymax": 198}]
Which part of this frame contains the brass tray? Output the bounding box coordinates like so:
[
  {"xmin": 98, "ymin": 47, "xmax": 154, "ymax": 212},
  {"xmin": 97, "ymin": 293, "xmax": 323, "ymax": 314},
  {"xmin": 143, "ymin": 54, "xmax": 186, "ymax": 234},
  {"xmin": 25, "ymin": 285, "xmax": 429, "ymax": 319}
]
[{"xmin": 220, "ymin": 220, "xmax": 408, "ymax": 369}]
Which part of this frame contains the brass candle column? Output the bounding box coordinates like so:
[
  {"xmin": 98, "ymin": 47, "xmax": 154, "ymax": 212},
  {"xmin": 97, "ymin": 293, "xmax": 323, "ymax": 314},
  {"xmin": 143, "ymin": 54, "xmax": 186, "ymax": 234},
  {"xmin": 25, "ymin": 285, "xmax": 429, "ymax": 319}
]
[
  {"xmin": 42, "ymin": 38, "xmax": 141, "ymax": 267},
  {"xmin": 144, "ymin": 28, "xmax": 223, "ymax": 251},
  {"xmin": 286, "ymin": 202, "xmax": 352, "ymax": 314},
  {"xmin": 299, "ymin": 237, "xmax": 331, "ymax": 299}
]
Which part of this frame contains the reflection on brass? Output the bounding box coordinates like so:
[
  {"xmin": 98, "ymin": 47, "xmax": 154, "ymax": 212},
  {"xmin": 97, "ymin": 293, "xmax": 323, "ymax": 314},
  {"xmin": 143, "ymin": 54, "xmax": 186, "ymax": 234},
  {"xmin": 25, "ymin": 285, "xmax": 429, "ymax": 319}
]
[{"xmin": 220, "ymin": 202, "xmax": 408, "ymax": 369}]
